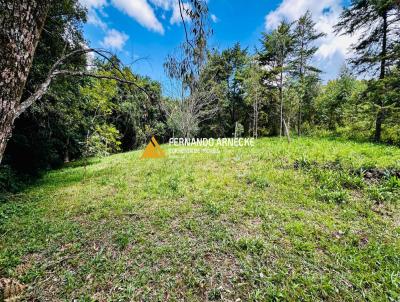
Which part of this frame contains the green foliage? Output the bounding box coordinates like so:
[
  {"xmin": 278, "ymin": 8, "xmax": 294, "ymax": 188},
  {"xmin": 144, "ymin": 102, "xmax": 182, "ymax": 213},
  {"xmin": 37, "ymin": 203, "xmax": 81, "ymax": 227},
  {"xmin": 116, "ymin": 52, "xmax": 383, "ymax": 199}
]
[
  {"xmin": 0, "ymin": 166, "xmax": 23, "ymax": 198},
  {"xmin": 335, "ymin": 0, "xmax": 399, "ymax": 75},
  {"xmin": 199, "ymin": 43, "xmax": 250, "ymax": 137},
  {"xmin": 85, "ymin": 124, "xmax": 121, "ymax": 157},
  {"xmin": 315, "ymin": 66, "xmax": 367, "ymax": 130}
]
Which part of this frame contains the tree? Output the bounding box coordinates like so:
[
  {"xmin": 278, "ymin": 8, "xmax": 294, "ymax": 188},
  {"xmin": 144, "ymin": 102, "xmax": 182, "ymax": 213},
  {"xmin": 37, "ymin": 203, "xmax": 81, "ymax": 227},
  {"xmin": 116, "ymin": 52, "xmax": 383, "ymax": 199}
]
[
  {"xmin": 315, "ymin": 66, "xmax": 360, "ymax": 130},
  {"xmin": 0, "ymin": 0, "xmax": 53, "ymax": 163},
  {"xmin": 198, "ymin": 44, "xmax": 249, "ymax": 137},
  {"xmin": 223, "ymin": 43, "xmax": 248, "ymax": 133},
  {"xmin": 163, "ymin": 0, "xmax": 217, "ymax": 138},
  {"xmin": 335, "ymin": 0, "xmax": 400, "ymax": 141},
  {"xmin": 291, "ymin": 11, "xmax": 325, "ymax": 135},
  {"xmin": 0, "ymin": 1, "xmax": 154, "ymax": 164},
  {"xmin": 241, "ymin": 58, "xmax": 264, "ymax": 138},
  {"xmin": 365, "ymin": 68, "xmax": 400, "ymax": 142},
  {"xmin": 197, "ymin": 49, "xmax": 231, "ymax": 137},
  {"xmin": 259, "ymin": 21, "xmax": 294, "ymax": 138},
  {"xmin": 3, "ymin": 0, "xmax": 88, "ymax": 171}
]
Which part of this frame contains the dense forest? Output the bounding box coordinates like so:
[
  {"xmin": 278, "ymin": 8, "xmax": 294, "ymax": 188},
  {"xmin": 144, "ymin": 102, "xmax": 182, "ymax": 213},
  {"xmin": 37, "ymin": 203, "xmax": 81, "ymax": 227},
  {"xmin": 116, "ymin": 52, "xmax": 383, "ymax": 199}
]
[{"xmin": 1, "ymin": 0, "xmax": 399, "ymax": 193}]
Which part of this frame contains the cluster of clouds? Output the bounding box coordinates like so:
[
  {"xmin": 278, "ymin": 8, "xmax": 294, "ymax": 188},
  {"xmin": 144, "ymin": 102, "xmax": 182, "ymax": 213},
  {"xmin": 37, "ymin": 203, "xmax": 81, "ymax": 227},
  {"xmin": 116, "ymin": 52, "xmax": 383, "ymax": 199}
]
[
  {"xmin": 265, "ymin": 0, "xmax": 359, "ymax": 79},
  {"xmin": 80, "ymin": 0, "xmax": 218, "ymax": 51},
  {"xmin": 80, "ymin": 0, "xmax": 352, "ymax": 80}
]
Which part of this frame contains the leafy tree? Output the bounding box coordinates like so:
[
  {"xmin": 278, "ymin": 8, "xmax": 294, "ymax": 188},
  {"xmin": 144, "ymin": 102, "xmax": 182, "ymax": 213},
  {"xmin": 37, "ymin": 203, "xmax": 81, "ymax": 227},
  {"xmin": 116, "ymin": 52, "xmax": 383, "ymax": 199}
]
[
  {"xmin": 0, "ymin": 0, "xmax": 53, "ymax": 163},
  {"xmin": 335, "ymin": 0, "xmax": 400, "ymax": 141},
  {"xmin": 3, "ymin": 0, "xmax": 87, "ymax": 172},
  {"xmin": 0, "ymin": 0, "xmax": 146, "ymax": 163},
  {"xmin": 315, "ymin": 67, "xmax": 360, "ymax": 130},
  {"xmin": 241, "ymin": 58, "xmax": 265, "ymax": 138},
  {"xmin": 198, "ymin": 50, "xmax": 231, "ymax": 137},
  {"xmin": 365, "ymin": 69, "xmax": 400, "ymax": 143},
  {"xmin": 259, "ymin": 21, "xmax": 294, "ymax": 137},
  {"xmin": 199, "ymin": 44, "xmax": 249, "ymax": 137},
  {"xmin": 164, "ymin": 0, "xmax": 218, "ymax": 138},
  {"xmin": 291, "ymin": 11, "xmax": 325, "ymax": 135}
]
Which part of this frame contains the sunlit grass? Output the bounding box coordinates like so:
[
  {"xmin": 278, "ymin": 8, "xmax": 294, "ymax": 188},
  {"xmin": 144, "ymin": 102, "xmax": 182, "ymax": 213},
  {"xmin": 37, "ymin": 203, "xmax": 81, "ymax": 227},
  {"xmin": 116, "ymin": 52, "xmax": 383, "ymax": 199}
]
[{"xmin": 1, "ymin": 137, "xmax": 399, "ymax": 301}]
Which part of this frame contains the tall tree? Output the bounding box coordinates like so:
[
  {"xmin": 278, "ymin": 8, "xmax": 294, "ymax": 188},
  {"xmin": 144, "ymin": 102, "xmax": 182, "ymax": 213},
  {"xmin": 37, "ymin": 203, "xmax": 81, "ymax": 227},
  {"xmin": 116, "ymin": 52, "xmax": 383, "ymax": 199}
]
[
  {"xmin": 259, "ymin": 21, "xmax": 294, "ymax": 137},
  {"xmin": 0, "ymin": 1, "xmax": 145, "ymax": 164},
  {"xmin": 199, "ymin": 44, "xmax": 248, "ymax": 137},
  {"xmin": 335, "ymin": 0, "xmax": 400, "ymax": 141},
  {"xmin": 224, "ymin": 43, "xmax": 248, "ymax": 133},
  {"xmin": 164, "ymin": 0, "xmax": 217, "ymax": 138},
  {"xmin": 0, "ymin": 0, "xmax": 53, "ymax": 163},
  {"xmin": 291, "ymin": 11, "xmax": 325, "ymax": 135},
  {"xmin": 315, "ymin": 66, "xmax": 360, "ymax": 130},
  {"xmin": 241, "ymin": 58, "xmax": 264, "ymax": 138}
]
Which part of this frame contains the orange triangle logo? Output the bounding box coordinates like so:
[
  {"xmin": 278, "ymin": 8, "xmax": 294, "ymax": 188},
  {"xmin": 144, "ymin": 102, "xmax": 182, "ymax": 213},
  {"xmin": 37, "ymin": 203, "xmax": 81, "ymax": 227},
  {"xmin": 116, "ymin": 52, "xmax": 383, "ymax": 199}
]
[{"xmin": 141, "ymin": 136, "xmax": 166, "ymax": 159}]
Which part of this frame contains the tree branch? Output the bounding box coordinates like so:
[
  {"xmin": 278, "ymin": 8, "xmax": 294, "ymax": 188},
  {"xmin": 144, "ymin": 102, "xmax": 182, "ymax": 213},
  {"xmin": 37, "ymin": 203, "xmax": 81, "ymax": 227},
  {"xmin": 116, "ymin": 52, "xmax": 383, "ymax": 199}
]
[
  {"xmin": 16, "ymin": 48, "xmax": 153, "ymax": 117},
  {"xmin": 178, "ymin": 0, "xmax": 195, "ymax": 51}
]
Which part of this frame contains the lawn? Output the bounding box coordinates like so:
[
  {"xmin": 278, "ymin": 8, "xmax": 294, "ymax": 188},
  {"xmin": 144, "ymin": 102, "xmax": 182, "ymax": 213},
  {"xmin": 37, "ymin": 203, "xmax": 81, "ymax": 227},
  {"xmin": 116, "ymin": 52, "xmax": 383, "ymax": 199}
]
[{"xmin": 1, "ymin": 137, "xmax": 400, "ymax": 301}]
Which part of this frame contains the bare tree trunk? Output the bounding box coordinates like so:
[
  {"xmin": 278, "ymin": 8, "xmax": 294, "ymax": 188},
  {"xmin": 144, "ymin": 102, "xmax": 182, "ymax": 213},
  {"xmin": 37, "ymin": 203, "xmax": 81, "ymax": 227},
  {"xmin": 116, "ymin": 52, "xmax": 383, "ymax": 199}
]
[
  {"xmin": 279, "ymin": 70, "xmax": 283, "ymax": 138},
  {"xmin": 375, "ymin": 11, "xmax": 388, "ymax": 142},
  {"xmin": 297, "ymin": 102, "xmax": 302, "ymax": 136},
  {"xmin": 283, "ymin": 118, "xmax": 290, "ymax": 143},
  {"xmin": 64, "ymin": 137, "xmax": 70, "ymax": 163},
  {"xmin": 254, "ymin": 99, "xmax": 259, "ymax": 139},
  {"xmin": 253, "ymin": 101, "xmax": 256, "ymax": 138},
  {"xmin": 379, "ymin": 11, "xmax": 387, "ymax": 81},
  {"xmin": 0, "ymin": 0, "xmax": 52, "ymax": 163},
  {"xmin": 0, "ymin": 113, "xmax": 14, "ymax": 163}
]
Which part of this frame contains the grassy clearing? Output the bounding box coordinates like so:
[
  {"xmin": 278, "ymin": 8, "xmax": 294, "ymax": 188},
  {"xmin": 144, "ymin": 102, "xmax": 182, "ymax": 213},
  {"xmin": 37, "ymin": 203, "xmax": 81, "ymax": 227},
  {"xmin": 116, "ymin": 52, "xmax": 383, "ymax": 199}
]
[{"xmin": 1, "ymin": 137, "xmax": 400, "ymax": 301}]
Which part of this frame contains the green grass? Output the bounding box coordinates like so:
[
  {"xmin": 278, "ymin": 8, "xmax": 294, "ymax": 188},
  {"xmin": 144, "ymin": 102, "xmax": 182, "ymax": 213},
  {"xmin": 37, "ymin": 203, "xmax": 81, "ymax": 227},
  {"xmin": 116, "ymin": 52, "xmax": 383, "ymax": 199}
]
[{"xmin": 1, "ymin": 137, "xmax": 400, "ymax": 301}]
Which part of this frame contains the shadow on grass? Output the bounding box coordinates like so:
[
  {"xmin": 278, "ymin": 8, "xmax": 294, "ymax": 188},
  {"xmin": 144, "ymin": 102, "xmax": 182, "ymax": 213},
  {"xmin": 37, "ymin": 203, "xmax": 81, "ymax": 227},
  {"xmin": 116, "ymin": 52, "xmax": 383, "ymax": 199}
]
[{"xmin": 0, "ymin": 158, "xmax": 102, "ymax": 203}]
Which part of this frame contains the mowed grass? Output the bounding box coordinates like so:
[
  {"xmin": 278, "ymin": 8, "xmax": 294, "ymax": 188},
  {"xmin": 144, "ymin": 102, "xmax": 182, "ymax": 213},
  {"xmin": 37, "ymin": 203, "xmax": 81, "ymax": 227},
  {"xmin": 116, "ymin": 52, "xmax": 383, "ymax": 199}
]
[{"xmin": 1, "ymin": 137, "xmax": 400, "ymax": 301}]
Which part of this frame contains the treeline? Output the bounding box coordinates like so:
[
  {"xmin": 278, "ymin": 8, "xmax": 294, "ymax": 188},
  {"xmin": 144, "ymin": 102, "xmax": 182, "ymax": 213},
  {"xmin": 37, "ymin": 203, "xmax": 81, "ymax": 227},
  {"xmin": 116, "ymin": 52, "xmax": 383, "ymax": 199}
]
[
  {"xmin": 1, "ymin": 0, "xmax": 399, "ymax": 193},
  {"xmin": 196, "ymin": 6, "xmax": 400, "ymax": 142}
]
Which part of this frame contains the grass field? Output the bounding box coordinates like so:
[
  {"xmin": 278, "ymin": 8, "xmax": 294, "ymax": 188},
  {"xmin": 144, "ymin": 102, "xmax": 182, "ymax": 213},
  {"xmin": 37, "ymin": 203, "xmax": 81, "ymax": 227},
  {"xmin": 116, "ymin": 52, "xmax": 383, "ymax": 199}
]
[{"xmin": 1, "ymin": 137, "xmax": 400, "ymax": 301}]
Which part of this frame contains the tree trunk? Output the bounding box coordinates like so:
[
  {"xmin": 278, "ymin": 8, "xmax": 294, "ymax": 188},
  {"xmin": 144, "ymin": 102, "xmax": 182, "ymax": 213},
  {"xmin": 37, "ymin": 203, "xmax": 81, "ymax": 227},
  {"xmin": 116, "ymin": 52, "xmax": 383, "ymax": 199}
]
[
  {"xmin": 0, "ymin": 112, "xmax": 14, "ymax": 163},
  {"xmin": 379, "ymin": 11, "xmax": 387, "ymax": 80},
  {"xmin": 0, "ymin": 0, "xmax": 51, "ymax": 163},
  {"xmin": 375, "ymin": 108, "xmax": 385, "ymax": 142},
  {"xmin": 297, "ymin": 103, "xmax": 302, "ymax": 136},
  {"xmin": 283, "ymin": 118, "xmax": 290, "ymax": 143},
  {"xmin": 374, "ymin": 11, "xmax": 388, "ymax": 142},
  {"xmin": 279, "ymin": 69, "xmax": 283, "ymax": 138}
]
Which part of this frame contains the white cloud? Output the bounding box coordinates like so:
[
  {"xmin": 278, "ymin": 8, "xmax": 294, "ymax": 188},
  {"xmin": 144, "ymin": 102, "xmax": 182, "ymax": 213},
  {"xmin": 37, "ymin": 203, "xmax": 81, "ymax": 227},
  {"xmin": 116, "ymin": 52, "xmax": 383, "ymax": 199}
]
[
  {"xmin": 111, "ymin": 0, "xmax": 165, "ymax": 34},
  {"xmin": 265, "ymin": 0, "xmax": 357, "ymax": 59},
  {"xmin": 101, "ymin": 29, "xmax": 129, "ymax": 50},
  {"xmin": 170, "ymin": 1, "xmax": 191, "ymax": 25},
  {"xmin": 148, "ymin": 0, "xmax": 191, "ymax": 25},
  {"xmin": 79, "ymin": 0, "xmax": 107, "ymax": 9},
  {"xmin": 265, "ymin": 0, "xmax": 360, "ymax": 80},
  {"xmin": 211, "ymin": 14, "xmax": 218, "ymax": 23},
  {"xmin": 87, "ymin": 10, "xmax": 108, "ymax": 30},
  {"xmin": 149, "ymin": 0, "xmax": 172, "ymax": 10},
  {"xmin": 82, "ymin": 0, "xmax": 195, "ymax": 35}
]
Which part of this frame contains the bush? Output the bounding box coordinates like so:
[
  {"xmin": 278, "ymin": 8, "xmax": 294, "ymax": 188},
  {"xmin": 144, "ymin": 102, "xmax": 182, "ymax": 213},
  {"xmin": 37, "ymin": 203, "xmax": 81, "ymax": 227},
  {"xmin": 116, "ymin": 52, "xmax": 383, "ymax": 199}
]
[
  {"xmin": 381, "ymin": 124, "xmax": 400, "ymax": 146},
  {"xmin": 0, "ymin": 165, "xmax": 23, "ymax": 198}
]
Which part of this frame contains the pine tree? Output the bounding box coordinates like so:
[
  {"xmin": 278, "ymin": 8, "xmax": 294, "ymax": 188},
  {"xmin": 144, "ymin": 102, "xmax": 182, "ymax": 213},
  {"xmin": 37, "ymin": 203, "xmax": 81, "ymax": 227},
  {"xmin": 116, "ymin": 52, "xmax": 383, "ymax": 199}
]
[
  {"xmin": 291, "ymin": 11, "xmax": 325, "ymax": 136},
  {"xmin": 335, "ymin": 0, "xmax": 400, "ymax": 141},
  {"xmin": 259, "ymin": 21, "xmax": 294, "ymax": 138}
]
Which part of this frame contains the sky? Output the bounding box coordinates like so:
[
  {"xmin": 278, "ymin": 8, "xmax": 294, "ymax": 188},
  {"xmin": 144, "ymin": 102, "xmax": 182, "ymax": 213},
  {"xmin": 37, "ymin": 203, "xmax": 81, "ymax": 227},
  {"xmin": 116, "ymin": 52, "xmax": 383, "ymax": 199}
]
[{"xmin": 80, "ymin": 0, "xmax": 356, "ymax": 96}]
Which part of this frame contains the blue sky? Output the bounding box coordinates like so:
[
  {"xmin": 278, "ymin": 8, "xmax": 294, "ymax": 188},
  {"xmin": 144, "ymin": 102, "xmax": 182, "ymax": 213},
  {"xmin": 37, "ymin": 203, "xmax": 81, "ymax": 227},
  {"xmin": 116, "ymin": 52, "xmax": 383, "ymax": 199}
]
[{"xmin": 80, "ymin": 0, "xmax": 356, "ymax": 95}]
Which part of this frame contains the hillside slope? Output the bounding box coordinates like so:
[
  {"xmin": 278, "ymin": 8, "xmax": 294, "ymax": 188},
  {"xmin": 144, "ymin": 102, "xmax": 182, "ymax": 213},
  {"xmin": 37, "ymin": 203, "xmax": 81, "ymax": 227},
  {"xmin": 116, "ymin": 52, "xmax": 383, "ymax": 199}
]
[{"xmin": 1, "ymin": 137, "xmax": 400, "ymax": 301}]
